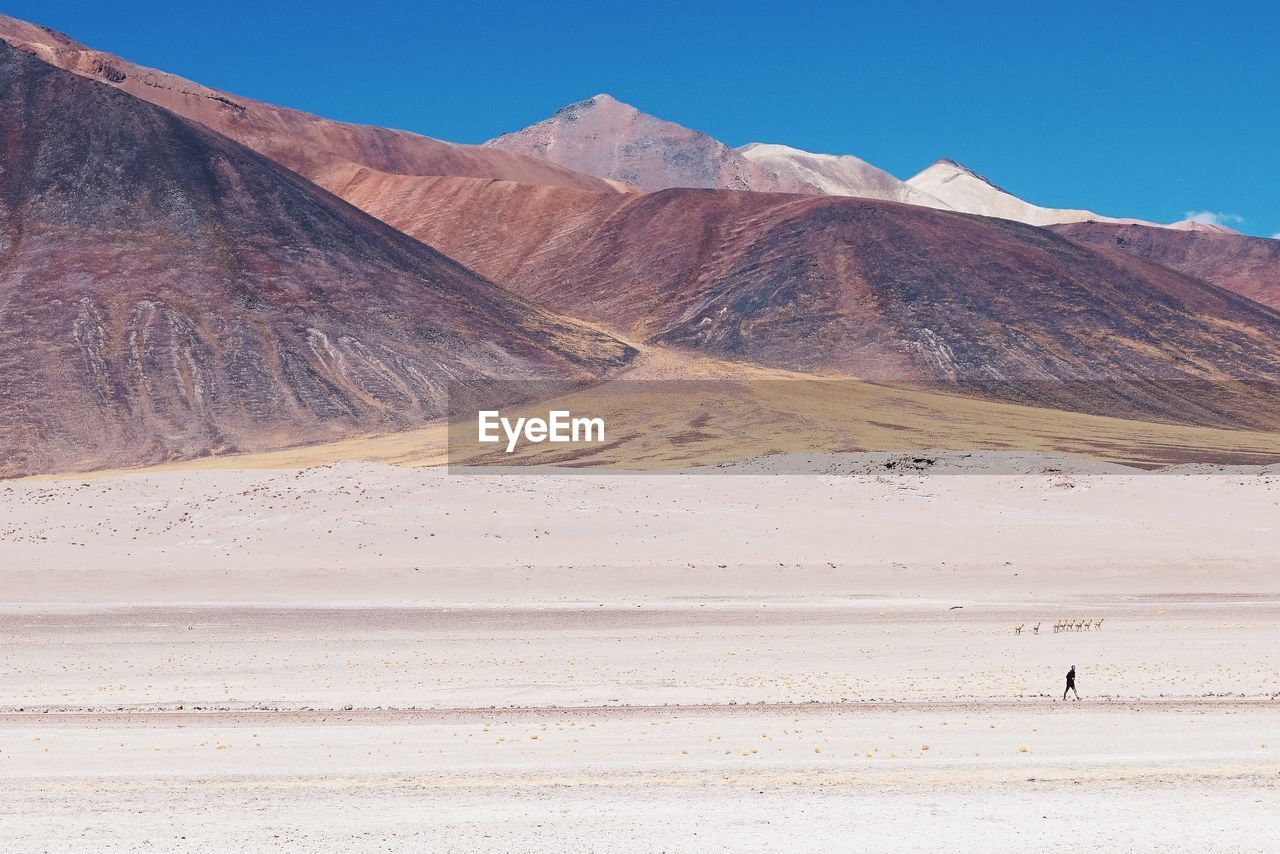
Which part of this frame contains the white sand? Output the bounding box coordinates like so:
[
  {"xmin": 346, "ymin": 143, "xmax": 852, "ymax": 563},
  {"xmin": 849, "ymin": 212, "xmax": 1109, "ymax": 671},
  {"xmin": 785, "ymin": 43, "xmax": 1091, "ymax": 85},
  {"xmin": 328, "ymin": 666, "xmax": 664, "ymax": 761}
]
[{"xmin": 2, "ymin": 456, "xmax": 1278, "ymax": 851}]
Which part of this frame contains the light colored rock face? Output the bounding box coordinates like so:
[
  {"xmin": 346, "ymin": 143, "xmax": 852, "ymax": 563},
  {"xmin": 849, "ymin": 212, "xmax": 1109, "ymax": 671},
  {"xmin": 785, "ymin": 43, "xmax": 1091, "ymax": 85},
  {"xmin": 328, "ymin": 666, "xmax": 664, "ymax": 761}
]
[
  {"xmin": 738, "ymin": 142, "xmax": 951, "ymax": 209},
  {"xmin": 906, "ymin": 158, "xmax": 1152, "ymax": 227},
  {"xmin": 485, "ymin": 94, "xmax": 818, "ymax": 193}
]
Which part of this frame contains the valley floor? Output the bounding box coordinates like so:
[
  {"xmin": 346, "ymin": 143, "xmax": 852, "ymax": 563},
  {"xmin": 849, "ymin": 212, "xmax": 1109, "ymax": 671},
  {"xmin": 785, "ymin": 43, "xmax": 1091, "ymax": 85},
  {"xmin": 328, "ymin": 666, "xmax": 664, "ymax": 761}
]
[
  {"xmin": 3, "ymin": 699, "xmax": 1276, "ymax": 852},
  {"xmin": 1, "ymin": 457, "xmax": 1278, "ymax": 851}
]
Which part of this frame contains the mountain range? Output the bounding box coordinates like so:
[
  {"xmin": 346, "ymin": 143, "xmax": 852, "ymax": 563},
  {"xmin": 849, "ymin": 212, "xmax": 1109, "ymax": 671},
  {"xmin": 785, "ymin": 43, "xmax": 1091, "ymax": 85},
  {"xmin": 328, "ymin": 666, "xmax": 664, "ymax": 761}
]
[
  {"xmin": 484, "ymin": 91, "xmax": 1244, "ymax": 235},
  {"xmin": 736, "ymin": 143, "xmax": 951, "ymax": 209},
  {"xmin": 0, "ymin": 12, "xmax": 1276, "ymax": 475},
  {"xmin": 0, "ymin": 14, "xmax": 621, "ymax": 193},
  {"xmin": 330, "ymin": 176, "xmax": 1280, "ymax": 426}
]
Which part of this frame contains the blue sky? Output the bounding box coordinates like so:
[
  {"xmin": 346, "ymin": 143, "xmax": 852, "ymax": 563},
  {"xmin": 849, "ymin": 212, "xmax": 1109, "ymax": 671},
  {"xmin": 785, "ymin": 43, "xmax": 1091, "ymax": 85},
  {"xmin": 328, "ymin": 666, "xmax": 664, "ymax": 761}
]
[{"xmin": 11, "ymin": 1, "xmax": 1277, "ymax": 236}]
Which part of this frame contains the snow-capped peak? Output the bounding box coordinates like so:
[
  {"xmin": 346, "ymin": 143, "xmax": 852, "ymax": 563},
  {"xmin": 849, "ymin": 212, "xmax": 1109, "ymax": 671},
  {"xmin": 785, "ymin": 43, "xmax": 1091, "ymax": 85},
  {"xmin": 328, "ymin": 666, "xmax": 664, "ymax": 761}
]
[{"xmin": 738, "ymin": 143, "xmax": 952, "ymax": 209}]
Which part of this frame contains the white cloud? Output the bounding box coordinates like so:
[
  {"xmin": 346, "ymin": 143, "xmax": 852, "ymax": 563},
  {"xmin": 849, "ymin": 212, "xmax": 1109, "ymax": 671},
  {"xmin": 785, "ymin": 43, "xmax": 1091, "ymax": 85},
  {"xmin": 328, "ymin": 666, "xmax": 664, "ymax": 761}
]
[
  {"xmin": 1183, "ymin": 210, "xmax": 1245, "ymax": 226},
  {"xmin": 1272, "ymin": 232, "xmax": 1280, "ymax": 240}
]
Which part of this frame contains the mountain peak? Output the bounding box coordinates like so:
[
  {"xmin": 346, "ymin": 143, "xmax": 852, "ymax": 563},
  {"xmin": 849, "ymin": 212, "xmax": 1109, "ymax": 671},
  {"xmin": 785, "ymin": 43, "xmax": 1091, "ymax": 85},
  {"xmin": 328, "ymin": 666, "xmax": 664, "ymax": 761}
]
[
  {"xmin": 909, "ymin": 158, "xmax": 1148, "ymax": 228},
  {"xmin": 922, "ymin": 158, "xmax": 1006, "ymax": 192},
  {"xmin": 738, "ymin": 142, "xmax": 808, "ymax": 157},
  {"xmin": 487, "ymin": 97, "xmax": 815, "ymax": 193},
  {"xmin": 738, "ymin": 143, "xmax": 952, "ymax": 209},
  {"xmin": 1168, "ymin": 219, "xmax": 1242, "ymax": 235},
  {"xmin": 542, "ymin": 93, "xmax": 649, "ymax": 127},
  {"xmin": 555, "ymin": 92, "xmax": 628, "ymax": 113}
]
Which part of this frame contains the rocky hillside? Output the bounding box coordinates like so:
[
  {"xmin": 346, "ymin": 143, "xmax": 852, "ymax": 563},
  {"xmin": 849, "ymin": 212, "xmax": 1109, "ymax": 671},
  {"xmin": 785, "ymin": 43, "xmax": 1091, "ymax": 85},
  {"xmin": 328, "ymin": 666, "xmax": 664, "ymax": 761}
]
[{"xmin": 0, "ymin": 42, "xmax": 633, "ymax": 477}]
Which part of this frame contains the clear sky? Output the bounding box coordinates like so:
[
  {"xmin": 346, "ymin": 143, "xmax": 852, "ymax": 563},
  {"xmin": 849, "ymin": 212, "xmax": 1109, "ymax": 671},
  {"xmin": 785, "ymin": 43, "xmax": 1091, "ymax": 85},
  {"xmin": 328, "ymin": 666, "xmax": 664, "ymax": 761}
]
[{"xmin": 10, "ymin": 0, "xmax": 1277, "ymax": 236}]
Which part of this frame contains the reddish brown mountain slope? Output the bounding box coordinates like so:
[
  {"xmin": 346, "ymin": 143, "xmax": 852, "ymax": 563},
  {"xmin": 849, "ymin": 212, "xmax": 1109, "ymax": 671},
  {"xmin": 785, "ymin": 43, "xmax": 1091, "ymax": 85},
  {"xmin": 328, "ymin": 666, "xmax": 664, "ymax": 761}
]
[
  {"xmin": 0, "ymin": 13, "xmax": 619, "ymax": 192},
  {"xmin": 327, "ymin": 170, "xmax": 1280, "ymax": 430},
  {"xmin": 486, "ymin": 94, "xmax": 817, "ymax": 193},
  {"xmin": 0, "ymin": 42, "xmax": 633, "ymax": 478},
  {"xmin": 314, "ymin": 165, "xmax": 635, "ymax": 282},
  {"xmin": 1050, "ymin": 222, "xmax": 1280, "ymax": 310}
]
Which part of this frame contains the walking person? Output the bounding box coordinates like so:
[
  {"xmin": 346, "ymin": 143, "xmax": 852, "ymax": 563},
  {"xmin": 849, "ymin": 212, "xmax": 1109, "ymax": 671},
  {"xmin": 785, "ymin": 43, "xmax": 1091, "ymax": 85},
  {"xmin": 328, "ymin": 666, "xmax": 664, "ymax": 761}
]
[{"xmin": 1063, "ymin": 664, "xmax": 1079, "ymax": 700}]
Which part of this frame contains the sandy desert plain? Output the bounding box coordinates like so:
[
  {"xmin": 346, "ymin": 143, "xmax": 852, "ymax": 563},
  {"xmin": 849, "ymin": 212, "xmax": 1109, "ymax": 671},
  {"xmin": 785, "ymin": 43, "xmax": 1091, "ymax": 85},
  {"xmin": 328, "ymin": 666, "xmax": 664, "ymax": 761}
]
[{"xmin": 2, "ymin": 436, "xmax": 1279, "ymax": 852}]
